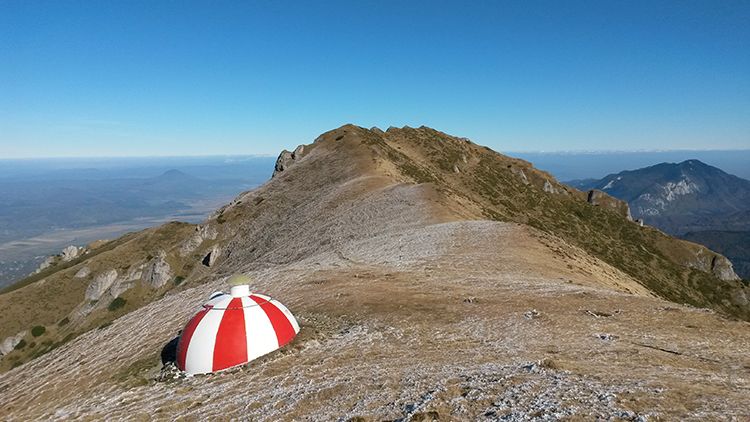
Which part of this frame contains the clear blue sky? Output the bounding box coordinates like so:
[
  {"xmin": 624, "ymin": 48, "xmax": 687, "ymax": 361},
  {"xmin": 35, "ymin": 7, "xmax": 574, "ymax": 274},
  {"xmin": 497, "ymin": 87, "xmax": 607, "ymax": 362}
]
[{"xmin": 1, "ymin": 0, "xmax": 748, "ymax": 157}]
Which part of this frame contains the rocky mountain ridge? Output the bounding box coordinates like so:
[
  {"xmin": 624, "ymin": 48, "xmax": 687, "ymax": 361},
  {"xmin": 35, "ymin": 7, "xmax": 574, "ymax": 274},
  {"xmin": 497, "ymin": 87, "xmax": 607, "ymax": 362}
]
[
  {"xmin": 574, "ymin": 159, "xmax": 750, "ymax": 279},
  {"xmin": 0, "ymin": 125, "xmax": 748, "ymax": 419}
]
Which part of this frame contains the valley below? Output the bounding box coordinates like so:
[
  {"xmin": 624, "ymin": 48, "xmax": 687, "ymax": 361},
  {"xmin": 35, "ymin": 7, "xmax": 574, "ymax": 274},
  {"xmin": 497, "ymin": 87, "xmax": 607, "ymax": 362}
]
[
  {"xmin": 0, "ymin": 156, "xmax": 275, "ymax": 288},
  {"xmin": 0, "ymin": 196, "xmax": 235, "ymax": 288}
]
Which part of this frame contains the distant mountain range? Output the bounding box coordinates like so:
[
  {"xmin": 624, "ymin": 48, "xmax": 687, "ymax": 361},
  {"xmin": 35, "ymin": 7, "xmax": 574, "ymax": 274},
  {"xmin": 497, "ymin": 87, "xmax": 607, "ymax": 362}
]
[
  {"xmin": 571, "ymin": 160, "xmax": 750, "ymax": 279},
  {"xmin": 0, "ymin": 158, "xmax": 275, "ymax": 288},
  {"xmin": 510, "ymin": 150, "xmax": 750, "ymax": 181}
]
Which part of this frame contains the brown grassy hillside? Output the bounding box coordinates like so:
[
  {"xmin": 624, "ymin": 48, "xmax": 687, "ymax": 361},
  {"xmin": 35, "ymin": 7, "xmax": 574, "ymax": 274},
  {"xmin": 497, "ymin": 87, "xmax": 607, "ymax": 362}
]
[
  {"xmin": 352, "ymin": 125, "xmax": 748, "ymax": 319},
  {"xmin": 0, "ymin": 124, "xmax": 748, "ymax": 419}
]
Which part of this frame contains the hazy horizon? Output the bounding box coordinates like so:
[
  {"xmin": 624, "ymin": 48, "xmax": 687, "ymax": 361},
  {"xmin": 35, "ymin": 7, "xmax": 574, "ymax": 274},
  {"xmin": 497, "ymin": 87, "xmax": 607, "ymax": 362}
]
[
  {"xmin": 2, "ymin": 148, "xmax": 749, "ymax": 181},
  {"xmin": 1, "ymin": 148, "xmax": 749, "ymax": 160}
]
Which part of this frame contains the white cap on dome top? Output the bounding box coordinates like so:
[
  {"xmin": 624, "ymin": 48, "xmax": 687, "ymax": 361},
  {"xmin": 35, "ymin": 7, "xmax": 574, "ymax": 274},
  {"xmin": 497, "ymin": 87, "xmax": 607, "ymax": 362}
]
[{"xmin": 230, "ymin": 284, "xmax": 250, "ymax": 297}]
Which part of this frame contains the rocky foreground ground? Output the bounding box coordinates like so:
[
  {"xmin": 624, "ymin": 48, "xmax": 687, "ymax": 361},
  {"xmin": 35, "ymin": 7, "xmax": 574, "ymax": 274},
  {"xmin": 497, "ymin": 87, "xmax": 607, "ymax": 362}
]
[{"xmin": 1, "ymin": 221, "xmax": 748, "ymax": 420}]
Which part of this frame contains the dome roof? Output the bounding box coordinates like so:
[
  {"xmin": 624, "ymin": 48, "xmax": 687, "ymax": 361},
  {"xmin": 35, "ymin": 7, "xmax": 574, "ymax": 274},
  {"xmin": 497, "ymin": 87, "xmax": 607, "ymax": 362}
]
[{"xmin": 176, "ymin": 284, "xmax": 300, "ymax": 374}]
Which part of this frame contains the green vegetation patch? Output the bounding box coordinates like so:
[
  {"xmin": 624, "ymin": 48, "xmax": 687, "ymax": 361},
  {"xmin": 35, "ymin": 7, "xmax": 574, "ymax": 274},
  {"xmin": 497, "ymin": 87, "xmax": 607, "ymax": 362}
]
[
  {"xmin": 113, "ymin": 354, "xmax": 158, "ymax": 387},
  {"xmin": 31, "ymin": 325, "xmax": 46, "ymax": 337},
  {"xmin": 108, "ymin": 297, "xmax": 127, "ymax": 312}
]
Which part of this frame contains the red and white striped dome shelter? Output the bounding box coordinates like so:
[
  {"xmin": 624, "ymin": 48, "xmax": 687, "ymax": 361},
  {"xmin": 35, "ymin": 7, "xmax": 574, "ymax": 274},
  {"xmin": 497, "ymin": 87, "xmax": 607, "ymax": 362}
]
[{"xmin": 176, "ymin": 284, "xmax": 300, "ymax": 374}]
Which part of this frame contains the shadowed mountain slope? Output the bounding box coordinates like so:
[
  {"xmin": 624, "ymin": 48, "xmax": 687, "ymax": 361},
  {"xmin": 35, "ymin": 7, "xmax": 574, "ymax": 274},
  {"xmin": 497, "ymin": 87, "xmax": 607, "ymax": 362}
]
[{"xmin": 575, "ymin": 159, "xmax": 750, "ymax": 234}]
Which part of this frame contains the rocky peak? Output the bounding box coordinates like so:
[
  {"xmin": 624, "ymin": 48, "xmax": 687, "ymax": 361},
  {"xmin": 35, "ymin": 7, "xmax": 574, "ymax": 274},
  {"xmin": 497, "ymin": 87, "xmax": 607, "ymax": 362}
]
[
  {"xmin": 0, "ymin": 331, "xmax": 27, "ymax": 357},
  {"xmin": 61, "ymin": 245, "xmax": 85, "ymax": 262},
  {"xmin": 711, "ymin": 255, "xmax": 740, "ymax": 281},
  {"xmin": 143, "ymin": 251, "xmax": 173, "ymax": 288},
  {"xmin": 85, "ymin": 270, "xmax": 118, "ymax": 301},
  {"xmin": 30, "ymin": 245, "xmax": 88, "ymax": 276},
  {"xmin": 272, "ymin": 144, "xmax": 306, "ymax": 177},
  {"xmin": 587, "ymin": 190, "xmax": 633, "ymax": 221}
]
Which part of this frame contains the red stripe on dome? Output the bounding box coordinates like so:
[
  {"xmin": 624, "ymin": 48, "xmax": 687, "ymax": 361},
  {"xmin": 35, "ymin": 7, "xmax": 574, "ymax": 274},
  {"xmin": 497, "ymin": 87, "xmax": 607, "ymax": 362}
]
[
  {"xmin": 250, "ymin": 295, "xmax": 296, "ymax": 347},
  {"xmin": 212, "ymin": 297, "xmax": 248, "ymax": 372},
  {"xmin": 176, "ymin": 307, "xmax": 210, "ymax": 371}
]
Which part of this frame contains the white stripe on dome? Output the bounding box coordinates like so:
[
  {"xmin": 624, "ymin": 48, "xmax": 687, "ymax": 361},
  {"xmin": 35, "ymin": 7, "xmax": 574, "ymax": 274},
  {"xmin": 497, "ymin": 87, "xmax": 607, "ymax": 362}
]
[
  {"xmin": 270, "ymin": 299, "xmax": 300, "ymax": 334},
  {"xmin": 204, "ymin": 293, "xmax": 231, "ymax": 308},
  {"xmin": 206, "ymin": 295, "xmax": 236, "ymax": 310},
  {"xmin": 252, "ymin": 293, "xmax": 271, "ymax": 301},
  {"xmin": 184, "ymin": 306, "xmax": 225, "ymax": 374},
  {"xmin": 240, "ymin": 296, "xmax": 280, "ymax": 361}
]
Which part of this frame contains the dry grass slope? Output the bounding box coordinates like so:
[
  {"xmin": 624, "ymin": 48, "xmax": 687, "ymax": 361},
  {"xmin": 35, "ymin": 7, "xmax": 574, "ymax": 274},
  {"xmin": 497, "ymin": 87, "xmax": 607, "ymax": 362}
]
[
  {"xmin": 0, "ymin": 124, "xmax": 748, "ymax": 420},
  {"xmin": 367, "ymin": 126, "xmax": 749, "ymax": 320}
]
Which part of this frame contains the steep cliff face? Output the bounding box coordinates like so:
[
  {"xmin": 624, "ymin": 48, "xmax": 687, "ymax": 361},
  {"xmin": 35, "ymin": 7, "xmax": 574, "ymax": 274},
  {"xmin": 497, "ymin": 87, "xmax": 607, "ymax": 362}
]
[
  {"xmin": 0, "ymin": 125, "xmax": 748, "ymax": 419},
  {"xmin": 656, "ymin": 237, "xmax": 741, "ymax": 282},
  {"xmin": 272, "ymin": 145, "xmax": 306, "ymax": 177},
  {"xmin": 587, "ymin": 189, "xmax": 633, "ymax": 221},
  {"xmin": 683, "ymin": 230, "xmax": 750, "ymax": 280}
]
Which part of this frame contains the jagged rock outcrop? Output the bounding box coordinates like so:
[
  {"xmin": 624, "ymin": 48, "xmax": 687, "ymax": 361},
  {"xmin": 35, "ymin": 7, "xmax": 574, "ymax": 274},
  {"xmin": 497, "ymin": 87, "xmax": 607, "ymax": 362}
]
[
  {"xmin": 674, "ymin": 243, "xmax": 741, "ymax": 281},
  {"xmin": 587, "ymin": 189, "xmax": 633, "ymax": 221},
  {"xmin": 61, "ymin": 245, "xmax": 85, "ymax": 262},
  {"xmin": 0, "ymin": 331, "xmax": 27, "ymax": 356},
  {"xmin": 74, "ymin": 266, "xmax": 90, "ymax": 278},
  {"xmin": 272, "ymin": 145, "xmax": 305, "ymax": 177},
  {"xmin": 32, "ymin": 256, "xmax": 56, "ymax": 274},
  {"xmin": 731, "ymin": 288, "xmax": 749, "ymax": 306},
  {"xmin": 30, "ymin": 245, "xmax": 88, "ymax": 276},
  {"xmin": 110, "ymin": 264, "xmax": 145, "ymax": 298},
  {"xmin": 710, "ymin": 255, "xmax": 740, "ymax": 281},
  {"xmin": 85, "ymin": 270, "xmax": 118, "ymax": 301},
  {"xmin": 510, "ymin": 167, "xmax": 529, "ymax": 185},
  {"xmin": 80, "ymin": 264, "xmax": 145, "ymax": 303},
  {"xmin": 143, "ymin": 252, "xmax": 173, "ymax": 288},
  {"xmin": 201, "ymin": 245, "xmax": 221, "ymax": 267},
  {"xmin": 543, "ymin": 180, "xmax": 557, "ymax": 194},
  {"xmin": 179, "ymin": 224, "xmax": 218, "ymax": 256}
]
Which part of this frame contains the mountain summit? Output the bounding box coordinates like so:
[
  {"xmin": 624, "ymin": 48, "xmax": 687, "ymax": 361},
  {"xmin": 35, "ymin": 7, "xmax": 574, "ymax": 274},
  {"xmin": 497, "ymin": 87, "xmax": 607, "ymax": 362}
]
[
  {"xmin": 0, "ymin": 125, "xmax": 748, "ymax": 419},
  {"xmin": 576, "ymin": 159, "xmax": 750, "ymax": 234}
]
